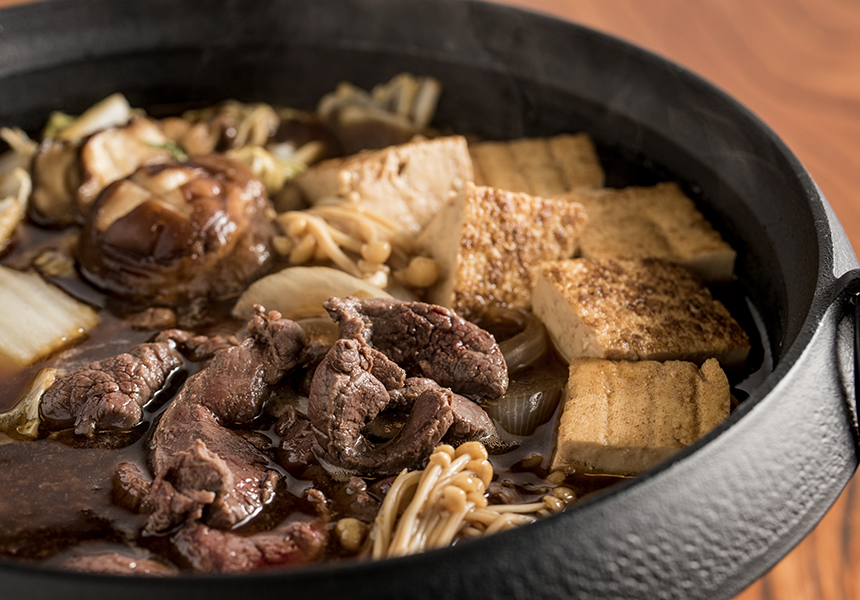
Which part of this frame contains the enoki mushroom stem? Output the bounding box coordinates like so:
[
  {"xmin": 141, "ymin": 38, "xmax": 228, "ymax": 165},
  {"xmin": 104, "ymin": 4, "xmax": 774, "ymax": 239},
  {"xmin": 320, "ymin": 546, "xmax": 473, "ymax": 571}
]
[
  {"xmin": 276, "ymin": 200, "xmax": 435, "ymax": 288},
  {"xmin": 371, "ymin": 442, "xmax": 573, "ymax": 559}
]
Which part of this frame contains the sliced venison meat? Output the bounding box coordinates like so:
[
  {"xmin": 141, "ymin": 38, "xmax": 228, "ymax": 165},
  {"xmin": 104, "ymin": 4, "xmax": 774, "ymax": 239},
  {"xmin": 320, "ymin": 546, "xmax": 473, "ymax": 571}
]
[
  {"xmin": 390, "ymin": 377, "xmax": 494, "ymax": 442},
  {"xmin": 41, "ymin": 342, "xmax": 183, "ymax": 437},
  {"xmin": 144, "ymin": 307, "xmax": 305, "ymax": 533},
  {"xmin": 145, "ymin": 409, "xmax": 279, "ymax": 533},
  {"xmin": 324, "ymin": 296, "xmax": 508, "ymax": 399},
  {"xmin": 127, "ymin": 307, "xmax": 178, "ymax": 331},
  {"xmin": 274, "ymin": 409, "xmax": 382, "ymax": 522},
  {"xmin": 155, "ymin": 328, "xmax": 239, "ymax": 362},
  {"xmin": 59, "ymin": 552, "xmax": 177, "ymax": 576},
  {"xmin": 308, "ymin": 338, "xmax": 454, "ymax": 476},
  {"xmin": 275, "ymin": 405, "xmax": 317, "ymax": 476},
  {"xmin": 112, "ymin": 461, "xmax": 153, "ymax": 513},
  {"xmin": 171, "ymin": 520, "xmax": 326, "ymax": 574}
]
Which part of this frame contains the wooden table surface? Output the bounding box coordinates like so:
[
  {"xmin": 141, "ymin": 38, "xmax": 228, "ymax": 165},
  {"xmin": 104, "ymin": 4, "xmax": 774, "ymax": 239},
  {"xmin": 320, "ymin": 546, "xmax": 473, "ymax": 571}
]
[
  {"xmin": 1, "ymin": 0, "xmax": 858, "ymax": 598},
  {"xmin": 497, "ymin": 2, "xmax": 860, "ymax": 599}
]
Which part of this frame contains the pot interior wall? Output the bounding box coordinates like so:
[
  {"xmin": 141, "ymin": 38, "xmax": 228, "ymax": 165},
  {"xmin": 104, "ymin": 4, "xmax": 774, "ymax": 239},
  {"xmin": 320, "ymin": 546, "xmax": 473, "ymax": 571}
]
[{"xmin": 0, "ymin": 38, "xmax": 819, "ymax": 370}]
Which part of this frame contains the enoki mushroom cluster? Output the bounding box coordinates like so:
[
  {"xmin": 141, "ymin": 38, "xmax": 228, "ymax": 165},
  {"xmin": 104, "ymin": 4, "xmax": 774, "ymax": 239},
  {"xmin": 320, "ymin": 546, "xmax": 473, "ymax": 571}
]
[
  {"xmin": 276, "ymin": 200, "xmax": 440, "ymax": 289},
  {"xmin": 371, "ymin": 442, "xmax": 573, "ymax": 559}
]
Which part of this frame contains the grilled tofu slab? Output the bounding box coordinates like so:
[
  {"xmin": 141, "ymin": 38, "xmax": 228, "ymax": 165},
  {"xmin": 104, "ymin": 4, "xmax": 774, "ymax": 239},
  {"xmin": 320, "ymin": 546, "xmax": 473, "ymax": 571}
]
[
  {"xmin": 470, "ymin": 133, "xmax": 604, "ymax": 196},
  {"xmin": 532, "ymin": 258, "xmax": 750, "ymax": 367},
  {"xmin": 565, "ymin": 182, "xmax": 736, "ymax": 283},
  {"xmin": 294, "ymin": 135, "xmax": 473, "ymax": 234},
  {"xmin": 551, "ymin": 357, "xmax": 730, "ymax": 476},
  {"xmin": 418, "ymin": 183, "xmax": 587, "ymax": 319}
]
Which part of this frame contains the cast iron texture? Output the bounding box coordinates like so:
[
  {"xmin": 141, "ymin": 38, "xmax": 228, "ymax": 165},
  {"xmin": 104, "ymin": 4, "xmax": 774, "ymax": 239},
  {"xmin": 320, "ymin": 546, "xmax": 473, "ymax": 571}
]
[{"xmin": 0, "ymin": 1, "xmax": 857, "ymax": 599}]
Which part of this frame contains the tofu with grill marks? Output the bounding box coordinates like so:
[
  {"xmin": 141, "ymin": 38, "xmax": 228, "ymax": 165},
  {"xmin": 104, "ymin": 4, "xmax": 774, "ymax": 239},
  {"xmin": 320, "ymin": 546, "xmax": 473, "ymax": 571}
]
[
  {"xmin": 531, "ymin": 258, "xmax": 750, "ymax": 368},
  {"xmin": 417, "ymin": 183, "xmax": 587, "ymax": 320},
  {"xmin": 564, "ymin": 182, "xmax": 736, "ymax": 283},
  {"xmin": 550, "ymin": 357, "xmax": 730, "ymax": 476},
  {"xmin": 293, "ymin": 135, "xmax": 472, "ymax": 234},
  {"xmin": 469, "ymin": 133, "xmax": 604, "ymax": 196}
]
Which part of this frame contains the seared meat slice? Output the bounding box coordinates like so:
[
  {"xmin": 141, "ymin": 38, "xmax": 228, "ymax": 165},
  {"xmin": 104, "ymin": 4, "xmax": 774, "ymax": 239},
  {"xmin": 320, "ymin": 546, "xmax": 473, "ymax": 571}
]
[
  {"xmin": 390, "ymin": 377, "xmax": 494, "ymax": 442},
  {"xmin": 40, "ymin": 342, "xmax": 183, "ymax": 437},
  {"xmin": 308, "ymin": 338, "xmax": 453, "ymax": 476},
  {"xmin": 59, "ymin": 552, "xmax": 176, "ymax": 576},
  {"xmin": 324, "ymin": 296, "xmax": 508, "ymax": 399},
  {"xmin": 112, "ymin": 461, "xmax": 152, "ymax": 513},
  {"xmin": 171, "ymin": 520, "xmax": 327, "ymax": 574},
  {"xmin": 127, "ymin": 307, "xmax": 178, "ymax": 331},
  {"xmin": 275, "ymin": 405, "xmax": 317, "ymax": 476},
  {"xmin": 155, "ymin": 328, "xmax": 239, "ymax": 362},
  {"xmin": 77, "ymin": 154, "xmax": 275, "ymax": 305},
  {"xmin": 146, "ymin": 425, "xmax": 278, "ymax": 532},
  {"xmin": 144, "ymin": 307, "xmax": 305, "ymax": 532}
]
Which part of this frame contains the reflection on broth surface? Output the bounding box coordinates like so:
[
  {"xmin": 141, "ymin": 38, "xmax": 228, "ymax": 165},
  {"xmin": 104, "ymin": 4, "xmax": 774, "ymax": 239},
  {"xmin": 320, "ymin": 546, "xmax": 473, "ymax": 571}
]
[{"xmin": 0, "ymin": 74, "xmax": 764, "ymax": 575}]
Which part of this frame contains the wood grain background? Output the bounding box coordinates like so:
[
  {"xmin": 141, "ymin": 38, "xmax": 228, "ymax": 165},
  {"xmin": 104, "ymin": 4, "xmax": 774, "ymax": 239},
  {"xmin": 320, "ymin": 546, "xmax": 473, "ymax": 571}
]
[
  {"xmin": 496, "ymin": 3, "xmax": 860, "ymax": 599},
  {"xmin": 0, "ymin": 0, "xmax": 858, "ymax": 598}
]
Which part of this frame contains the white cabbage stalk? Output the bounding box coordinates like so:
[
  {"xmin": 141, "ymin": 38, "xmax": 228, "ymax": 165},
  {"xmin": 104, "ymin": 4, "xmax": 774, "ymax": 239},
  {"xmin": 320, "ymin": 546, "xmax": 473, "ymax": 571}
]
[
  {"xmin": 0, "ymin": 167, "xmax": 31, "ymax": 250},
  {"xmin": 317, "ymin": 73, "xmax": 442, "ymax": 131},
  {"xmin": 226, "ymin": 145, "xmax": 306, "ymax": 194},
  {"xmin": 0, "ymin": 266, "xmax": 99, "ymax": 365},
  {"xmin": 0, "ymin": 368, "xmax": 59, "ymax": 439},
  {"xmin": 0, "ymin": 127, "xmax": 38, "ymax": 167},
  {"xmin": 53, "ymin": 93, "xmax": 133, "ymax": 142},
  {"xmin": 232, "ymin": 266, "xmax": 392, "ymax": 320}
]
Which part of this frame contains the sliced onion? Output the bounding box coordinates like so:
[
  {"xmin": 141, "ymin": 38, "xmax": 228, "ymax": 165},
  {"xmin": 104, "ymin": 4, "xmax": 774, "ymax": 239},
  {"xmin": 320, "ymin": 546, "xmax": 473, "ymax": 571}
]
[
  {"xmin": 316, "ymin": 452, "xmax": 362, "ymax": 483},
  {"xmin": 477, "ymin": 307, "xmax": 548, "ymax": 372},
  {"xmin": 297, "ymin": 317, "xmax": 339, "ymax": 344},
  {"xmin": 483, "ymin": 364, "xmax": 567, "ymax": 437},
  {"xmin": 0, "ymin": 368, "xmax": 59, "ymax": 439},
  {"xmin": 232, "ymin": 266, "xmax": 392, "ymax": 320}
]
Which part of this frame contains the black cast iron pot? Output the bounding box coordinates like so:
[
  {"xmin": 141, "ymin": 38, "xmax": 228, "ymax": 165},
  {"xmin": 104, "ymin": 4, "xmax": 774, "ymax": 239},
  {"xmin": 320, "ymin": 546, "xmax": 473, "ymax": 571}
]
[{"xmin": 0, "ymin": 1, "xmax": 858, "ymax": 599}]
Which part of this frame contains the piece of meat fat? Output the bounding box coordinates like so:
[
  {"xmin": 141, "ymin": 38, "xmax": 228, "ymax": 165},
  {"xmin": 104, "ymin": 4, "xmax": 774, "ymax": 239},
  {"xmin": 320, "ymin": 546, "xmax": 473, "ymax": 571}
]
[
  {"xmin": 532, "ymin": 258, "xmax": 750, "ymax": 368},
  {"xmin": 551, "ymin": 357, "xmax": 730, "ymax": 476},
  {"xmin": 293, "ymin": 135, "xmax": 473, "ymax": 234},
  {"xmin": 417, "ymin": 182, "xmax": 587, "ymax": 320}
]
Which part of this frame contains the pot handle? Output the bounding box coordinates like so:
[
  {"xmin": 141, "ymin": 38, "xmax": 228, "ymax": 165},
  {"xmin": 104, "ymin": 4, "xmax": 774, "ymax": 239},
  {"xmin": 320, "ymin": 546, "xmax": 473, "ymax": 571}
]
[
  {"xmin": 836, "ymin": 269, "xmax": 860, "ymax": 437},
  {"xmin": 854, "ymin": 281, "xmax": 860, "ymax": 433}
]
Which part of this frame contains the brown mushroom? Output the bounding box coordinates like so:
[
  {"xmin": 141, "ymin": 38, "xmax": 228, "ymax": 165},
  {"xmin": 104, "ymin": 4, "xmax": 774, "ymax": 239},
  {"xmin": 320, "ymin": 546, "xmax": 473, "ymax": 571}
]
[
  {"xmin": 77, "ymin": 155, "xmax": 275, "ymax": 304},
  {"xmin": 76, "ymin": 117, "xmax": 175, "ymax": 213}
]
